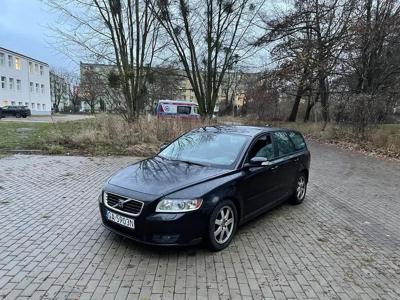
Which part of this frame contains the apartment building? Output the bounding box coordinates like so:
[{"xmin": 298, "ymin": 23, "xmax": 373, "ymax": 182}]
[{"xmin": 0, "ymin": 47, "xmax": 51, "ymax": 115}]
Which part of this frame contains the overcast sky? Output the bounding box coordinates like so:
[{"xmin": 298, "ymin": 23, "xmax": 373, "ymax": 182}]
[
  {"xmin": 0, "ymin": 0, "xmax": 271, "ymax": 73},
  {"xmin": 0, "ymin": 0, "xmax": 75, "ymax": 71}
]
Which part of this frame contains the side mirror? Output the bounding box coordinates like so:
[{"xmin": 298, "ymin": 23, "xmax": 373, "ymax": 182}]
[
  {"xmin": 159, "ymin": 144, "xmax": 167, "ymax": 152},
  {"xmin": 244, "ymin": 157, "xmax": 270, "ymax": 168}
]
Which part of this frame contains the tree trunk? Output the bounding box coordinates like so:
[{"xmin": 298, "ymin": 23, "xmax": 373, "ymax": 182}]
[
  {"xmin": 304, "ymin": 92, "xmax": 318, "ymax": 122},
  {"xmin": 287, "ymin": 68, "xmax": 308, "ymax": 122},
  {"xmin": 287, "ymin": 84, "xmax": 304, "ymax": 122},
  {"xmin": 319, "ymin": 76, "xmax": 329, "ymax": 130}
]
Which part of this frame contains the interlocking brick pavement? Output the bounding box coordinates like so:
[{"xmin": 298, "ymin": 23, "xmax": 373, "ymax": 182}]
[{"xmin": 0, "ymin": 141, "xmax": 400, "ymax": 299}]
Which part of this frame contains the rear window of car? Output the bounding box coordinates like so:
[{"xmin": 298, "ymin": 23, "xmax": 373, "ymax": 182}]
[{"xmin": 289, "ymin": 131, "xmax": 306, "ymax": 150}]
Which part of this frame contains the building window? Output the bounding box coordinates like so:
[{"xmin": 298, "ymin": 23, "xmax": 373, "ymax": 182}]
[
  {"xmin": 11, "ymin": 101, "xmax": 16, "ymax": 105},
  {"xmin": 40, "ymin": 65, "xmax": 43, "ymax": 76},
  {"xmin": 42, "ymin": 104, "xmax": 46, "ymax": 110},
  {"xmin": 35, "ymin": 83, "xmax": 39, "ymax": 93},
  {"xmin": 31, "ymin": 103, "xmax": 35, "ymax": 109},
  {"xmin": 30, "ymin": 82, "xmax": 34, "ymax": 92},
  {"xmin": 16, "ymin": 79, "xmax": 21, "ymax": 91},
  {"xmin": 8, "ymin": 55, "xmax": 12, "ymax": 67},
  {"xmin": 15, "ymin": 57, "xmax": 21, "ymax": 70},
  {"xmin": 34, "ymin": 63, "xmax": 38, "ymax": 72},
  {"xmin": 25, "ymin": 102, "xmax": 29, "ymax": 107},
  {"xmin": 9, "ymin": 78, "xmax": 14, "ymax": 90},
  {"xmin": 18, "ymin": 102, "xmax": 22, "ymax": 106},
  {"xmin": 0, "ymin": 53, "xmax": 4, "ymax": 66},
  {"xmin": 41, "ymin": 84, "xmax": 45, "ymax": 94},
  {"xmin": 37, "ymin": 103, "xmax": 40, "ymax": 110},
  {"xmin": 29, "ymin": 62, "xmax": 33, "ymax": 73},
  {"xmin": 1, "ymin": 76, "xmax": 5, "ymax": 89}
]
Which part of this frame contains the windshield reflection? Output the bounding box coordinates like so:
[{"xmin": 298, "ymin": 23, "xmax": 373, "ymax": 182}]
[{"xmin": 159, "ymin": 129, "xmax": 249, "ymax": 168}]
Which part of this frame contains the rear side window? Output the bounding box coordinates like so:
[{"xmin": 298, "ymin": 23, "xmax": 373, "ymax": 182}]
[
  {"xmin": 289, "ymin": 131, "xmax": 306, "ymax": 150},
  {"xmin": 273, "ymin": 132, "xmax": 295, "ymax": 156}
]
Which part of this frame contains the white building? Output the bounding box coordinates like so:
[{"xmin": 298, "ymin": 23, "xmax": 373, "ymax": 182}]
[{"xmin": 0, "ymin": 47, "xmax": 51, "ymax": 115}]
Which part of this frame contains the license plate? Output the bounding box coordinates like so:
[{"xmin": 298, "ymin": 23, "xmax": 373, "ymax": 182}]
[{"xmin": 106, "ymin": 210, "xmax": 135, "ymax": 229}]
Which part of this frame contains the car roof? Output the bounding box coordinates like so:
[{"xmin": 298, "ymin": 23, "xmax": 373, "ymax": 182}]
[
  {"xmin": 158, "ymin": 100, "xmax": 198, "ymax": 106},
  {"xmin": 195, "ymin": 125, "xmax": 292, "ymax": 137}
]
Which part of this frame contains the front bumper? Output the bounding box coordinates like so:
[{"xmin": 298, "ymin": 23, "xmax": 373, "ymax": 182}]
[{"xmin": 99, "ymin": 201, "xmax": 207, "ymax": 246}]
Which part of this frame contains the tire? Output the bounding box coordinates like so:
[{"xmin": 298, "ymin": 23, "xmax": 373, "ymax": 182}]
[
  {"xmin": 290, "ymin": 172, "xmax": 307, "ymax": 205},
  {"xmin": 206, "ymin": 199, "xmax": 238, "ymax": 251},
  {"xmin": 15, "ymin": 113, "xmax": 21, "ymax": 118}
]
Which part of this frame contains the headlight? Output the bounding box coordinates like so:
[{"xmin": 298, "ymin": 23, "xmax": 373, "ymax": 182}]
[
  {"xmin": 156, "ymin": 198, "xmax": 203, "ymax": 213},
  {"xmin": 101, "ymin": 191, "xmax": 108, "ymax": 203}
]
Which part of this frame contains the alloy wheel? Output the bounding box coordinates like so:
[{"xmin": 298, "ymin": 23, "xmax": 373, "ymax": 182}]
[
  {"xmin": 214, "ymin": 206, "xmax": 235, "ymax": 244},
  {"xmin": 296, "ymin": 176, "xmax": 306, "ymax": 200}
]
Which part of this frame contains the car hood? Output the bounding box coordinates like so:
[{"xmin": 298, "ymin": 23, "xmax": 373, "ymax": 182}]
[{"xmin": 107, "ymin": 157, "xmax": 233, "ymax": 197}]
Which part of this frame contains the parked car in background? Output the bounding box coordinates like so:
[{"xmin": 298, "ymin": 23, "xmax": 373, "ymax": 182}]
[
  {"xmin": 99, "ymin": 125, "xmax": 310, "ymax": 251},
  {"xmin": 0, "ymin": 106, "xmax": 31, "ymax": 118},
  {"xmin": 156, "ymin": 100, "xmax": 200, "ymax": 119}
]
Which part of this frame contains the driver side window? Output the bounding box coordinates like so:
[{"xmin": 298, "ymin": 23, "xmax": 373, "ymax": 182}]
[{"xmin": 248, "ymin": 134, "xmax": 275, "ymax": 161}]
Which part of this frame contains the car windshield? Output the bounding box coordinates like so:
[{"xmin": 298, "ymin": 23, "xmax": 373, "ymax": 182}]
[{"xmin": 159, "ymin": 130, "xmax": 250, "ymax": 168}]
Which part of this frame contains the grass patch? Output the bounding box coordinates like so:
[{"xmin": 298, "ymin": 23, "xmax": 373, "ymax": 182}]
[
  {"xmin": 0, "ymin": 115, "xmax": 217, "ymax": 156},
  {"xmin": 1, "ymin": 115, "xmax": 399, "ymax": 159},
  {"xmin": 0, "ymin": 122, "xmax": 54, "ymax": 150}
]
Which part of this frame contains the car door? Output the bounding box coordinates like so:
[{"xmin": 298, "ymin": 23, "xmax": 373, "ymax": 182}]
[
  {"xmin": 271, "ymin": 131, "xmax": 299, "ymax": 198},
  {"xmin": 238, "ymin": 134, "xmax": 282, "ymax": 218}
]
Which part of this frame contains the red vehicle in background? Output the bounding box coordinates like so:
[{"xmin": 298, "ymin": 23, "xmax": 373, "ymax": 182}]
[{"xmin": 156, "ymin": 100, "xmax": 200, "ymax": 119}]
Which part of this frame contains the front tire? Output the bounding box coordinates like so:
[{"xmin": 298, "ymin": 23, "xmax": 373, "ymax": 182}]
[
  {"xmin": 206, "ymin": 200, "xmax": 237, "ymax": 251},
  {"xmin": 291, "ymin": 172, "xmax": 307, "ymax": 205}
]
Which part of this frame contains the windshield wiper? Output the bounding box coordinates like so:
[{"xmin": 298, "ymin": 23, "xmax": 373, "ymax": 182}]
[
  {"xmin": 157, "ymin": 155, "xmax": 208, "ymax": 167},
  {"xmin": 178, "ymin": 159, "xmax": 207, "ymax": 167}
]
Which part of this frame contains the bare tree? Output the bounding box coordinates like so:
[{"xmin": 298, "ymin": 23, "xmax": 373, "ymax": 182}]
[
  {"xmin": 349, "ymin": 0, "xmax": 400, "ymax": 95},
  {"xmin": 80, "ymin": 66, "xmax": 105, "ymax": 114},
  {"xmin": 149, "ymin": 0, "xmax": 264, "ymax": 117},
  {"xmin": 46, "ymin": 0, "xmax": 162, "ymax": 121},
  {"xmin": 218, "ymin": 68, "xmax": 243, "ymax": 116},
  {"xmin": 256, "ymin": 0, "xmax": 355, "ymax": 127},
  {"xmin": 245, "ymin": 71, "xmax": 281, "ymax": 120},
  {"xmin": 50, "ymin": 68, "xmax": 69, "ymax": 113},
  {"xmin": 146, "ymin": 66, "xmax": 184, "ymax": 111}
]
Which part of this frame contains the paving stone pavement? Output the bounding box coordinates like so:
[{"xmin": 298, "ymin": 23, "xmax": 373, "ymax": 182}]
[{"xmin": 0, "ymin": 141, "xmax": 400, "ymax": 300}]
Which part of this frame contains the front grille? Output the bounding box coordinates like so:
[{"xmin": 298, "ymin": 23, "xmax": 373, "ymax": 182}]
[{"xmin": 105, "ymin": 193, "xmax": 144, "ymax": 216}]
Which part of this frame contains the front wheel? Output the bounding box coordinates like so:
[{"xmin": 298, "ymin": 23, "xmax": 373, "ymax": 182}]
[
  {"xmin": 291, "ymin": 172, "xmax": 307, "ymax": 204},
  {"xmin": 206, "ymin": 200, "xmax": 238, "ymax": 251}
]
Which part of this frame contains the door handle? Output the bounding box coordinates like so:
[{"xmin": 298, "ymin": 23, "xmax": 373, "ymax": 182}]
[{"xmin": 271, "ymin": 166, "xmax": 279, "ymax": 170}]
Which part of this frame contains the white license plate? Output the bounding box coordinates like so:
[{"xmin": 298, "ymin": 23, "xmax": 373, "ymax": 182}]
[{"xmin": 106, "ymin": 210, "xmax": 135, "ymax": 229}]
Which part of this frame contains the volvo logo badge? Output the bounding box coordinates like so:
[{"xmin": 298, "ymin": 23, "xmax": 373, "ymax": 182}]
[{"xmin": 118, "ymin": 199, "xmax": 124, "ymax": 208}]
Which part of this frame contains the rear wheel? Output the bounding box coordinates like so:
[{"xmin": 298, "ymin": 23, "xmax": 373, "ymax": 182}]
[
  {"xmin": 15, "ymin": 113, "xmax": 21, "ymax": 118},
  {"xmin": 291, "ymin": 172, "xmax": 307, "ymax": 204},
  {"xmin": 206, "ymin": 200, "xmax": 237, "ymax": 251}
]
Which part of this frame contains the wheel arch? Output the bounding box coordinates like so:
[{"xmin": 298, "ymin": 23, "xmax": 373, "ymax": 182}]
[{"xmin": 301, "ymin": 169, "xmax": 309, "ymax": 182}]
